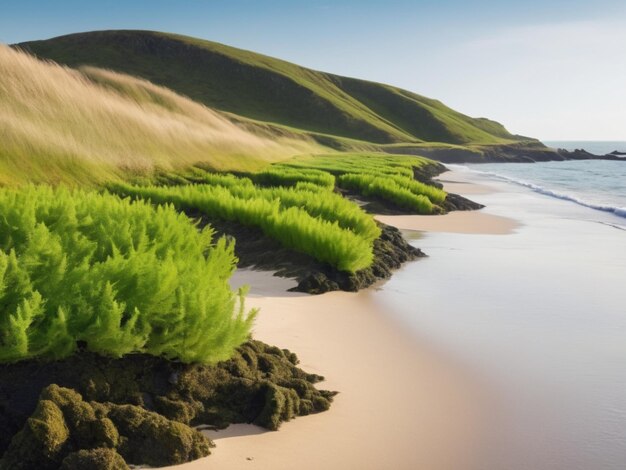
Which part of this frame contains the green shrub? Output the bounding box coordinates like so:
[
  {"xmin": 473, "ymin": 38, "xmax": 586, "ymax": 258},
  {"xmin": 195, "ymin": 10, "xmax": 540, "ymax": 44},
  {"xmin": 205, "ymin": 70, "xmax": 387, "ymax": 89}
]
[
  {"xmin": 0, "ymin": 186, "xmax": 254, "ymax": 364},
  {"xmin": 275, "ymin": 153, "xmax": 446, "ymax": 211},
  {"xmin": 112, "ymin": 181, "xmax": 378, "ymax": 273},
  {"xmin": 251, "ymin": 167, "xmax": 335, "ymax": 189},
  {"xmin": 338, "ymin": 173, "xmax": 434, "ymax": 214},
  {"xmin": 184, "ymin": 170, "xmax": 255, "ymax": 189}
]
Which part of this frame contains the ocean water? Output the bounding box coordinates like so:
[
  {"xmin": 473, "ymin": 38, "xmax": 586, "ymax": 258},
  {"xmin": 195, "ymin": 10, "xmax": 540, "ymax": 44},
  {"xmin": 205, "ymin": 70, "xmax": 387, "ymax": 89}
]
[
  {"xmin": 464, "ymin": 160, "xmax": 626, "ymax": 223},
  {"xmin": 375, "ymin": 168, "xmax": 626, "ymax": 470},
  {"xmin": 544, "ymin": 140, "xmax": 626, "ymax": 156}
]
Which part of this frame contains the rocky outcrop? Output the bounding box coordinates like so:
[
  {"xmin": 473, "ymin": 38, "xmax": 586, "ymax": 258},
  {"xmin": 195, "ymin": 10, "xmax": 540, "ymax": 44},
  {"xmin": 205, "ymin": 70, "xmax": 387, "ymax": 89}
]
[
  {"xmin": 200, "ymin": 216, "xmax": 424, "ymax": 295},
  {"xmin": 295, "ymin": 223, "xmax": 424, "ymax": 294},
  {"xmin": 0, "ymin": 341, "xmax": 335, "ymax": 469},
  {"xmin": 385, "ymin": 142, "xmax": 626, "ymax": 163},
  {"xmin": 442, "ymin": 193, "xmax": 484, "ymax": 211}
]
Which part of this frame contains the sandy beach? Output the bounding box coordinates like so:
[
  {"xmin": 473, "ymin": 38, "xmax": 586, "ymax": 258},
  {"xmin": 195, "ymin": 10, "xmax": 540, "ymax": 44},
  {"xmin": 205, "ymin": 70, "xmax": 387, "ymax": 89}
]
[
  {"xmin": 376, "ymin": 211, "xmax": 518, "ymax": 234},
  {"xmin": 164, "ymin": 170, "xmax": 513, "ymax": 470},
  {"xmin": 377, "ymin": 172, "xmax": 519, "ymax": 234}
]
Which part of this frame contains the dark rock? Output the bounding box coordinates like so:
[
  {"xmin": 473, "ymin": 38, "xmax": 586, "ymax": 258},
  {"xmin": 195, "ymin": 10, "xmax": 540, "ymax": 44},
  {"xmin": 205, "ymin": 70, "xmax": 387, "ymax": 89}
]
[
  {"xmin": 188, "ymin": 210, "xmax": 424, "ymax": 295},
  {"xmin": 0, "ymin": 341, "xmax": 335, "ymax": 469},
  {"xmin": 384, "ymin": 142, "xmax": 626, "ymax": 163},
  {"xmin": 60, "ymin": 449, "xmax": 128, "ymax": 470},
  {"xmin": 442, "ymin": 193, "xmax": 484, "ymax": 211},
  {"xmin": 0, "ymin": 384, "xmax": 211, "ymax": 469},
  {"xmin": 291, "ymin": 222, "xmax": 424, "ymax": 294}
]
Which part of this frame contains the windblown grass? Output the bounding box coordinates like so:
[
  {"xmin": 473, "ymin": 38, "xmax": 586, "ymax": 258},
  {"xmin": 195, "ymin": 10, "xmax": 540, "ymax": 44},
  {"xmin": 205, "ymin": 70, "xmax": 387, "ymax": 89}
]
[
  {"xmin": 0, "ymin": 186, "xmax": 254, "ymax": 364},
  {"xmin": 0, "ymin": 45, "xmax": 318, "ymax": 186}
]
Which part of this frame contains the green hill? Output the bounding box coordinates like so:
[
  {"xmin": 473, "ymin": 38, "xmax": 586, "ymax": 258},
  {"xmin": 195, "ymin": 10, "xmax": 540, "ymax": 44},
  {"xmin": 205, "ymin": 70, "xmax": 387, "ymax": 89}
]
[{"xmin": 16, "ymin": 30, "xmax": 535, "ymax": 146}]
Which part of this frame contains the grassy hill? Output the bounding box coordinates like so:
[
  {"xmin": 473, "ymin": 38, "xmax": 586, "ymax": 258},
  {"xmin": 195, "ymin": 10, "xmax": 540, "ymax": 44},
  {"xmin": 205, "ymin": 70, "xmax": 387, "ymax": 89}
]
[
  {"xmin": 16, "ymin": 30, "xmax": 536, "ymax": 146},
  {"xmin": 0, "ymin": 45, "xmax": 318, "ymax": 186}
]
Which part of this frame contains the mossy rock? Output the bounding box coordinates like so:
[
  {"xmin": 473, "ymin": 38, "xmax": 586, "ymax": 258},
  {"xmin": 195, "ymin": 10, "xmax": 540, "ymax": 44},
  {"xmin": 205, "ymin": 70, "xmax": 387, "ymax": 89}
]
[
  {"xmin": 194, "ymin": 215, "xmax": 424, "ymax": 295},
  {"xmin": 1, "ymin": 385, "xmax": 211, "ymax": 469},
  {"xmin": 60, "ymin": 448, "xmax": 128, "ymax": 470},
  {"xmin": 0, "ymin": 398, "xmax": 70, "ymax": 470},
  {"xmin": 106, "ymin": 403, "xmax": 213, "ymax": 466},
  {"xmin": 0, "ymin": 341, "xmax": 336, "ymax": 468},
  {"xmin": 294, "ymin": 223, "xmax": 425, "ymax": 294}
]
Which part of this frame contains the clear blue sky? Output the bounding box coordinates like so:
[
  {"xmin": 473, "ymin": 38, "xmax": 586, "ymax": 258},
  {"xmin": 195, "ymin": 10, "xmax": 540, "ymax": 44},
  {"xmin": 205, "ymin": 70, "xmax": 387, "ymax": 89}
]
[{"xmin": 2, "ymin": 0, "xmax": 625, "ymax": 140}]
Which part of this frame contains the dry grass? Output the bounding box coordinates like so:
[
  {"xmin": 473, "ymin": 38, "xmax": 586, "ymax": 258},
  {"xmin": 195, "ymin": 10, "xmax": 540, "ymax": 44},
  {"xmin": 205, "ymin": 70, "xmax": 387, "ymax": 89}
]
[{"xmin": 0, "ymin": 45, "xmax": 319, "ymax": 186}]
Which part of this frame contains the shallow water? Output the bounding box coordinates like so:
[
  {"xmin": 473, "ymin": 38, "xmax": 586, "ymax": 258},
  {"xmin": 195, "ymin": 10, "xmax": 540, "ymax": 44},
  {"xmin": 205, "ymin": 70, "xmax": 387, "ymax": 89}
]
[
  {"xmin": 375, "ymin": 170, "xmax": 626, "ymax": 470},
  {"xmin": 465, "ymin": 160, "xmax": 626, "ymax": 221}
]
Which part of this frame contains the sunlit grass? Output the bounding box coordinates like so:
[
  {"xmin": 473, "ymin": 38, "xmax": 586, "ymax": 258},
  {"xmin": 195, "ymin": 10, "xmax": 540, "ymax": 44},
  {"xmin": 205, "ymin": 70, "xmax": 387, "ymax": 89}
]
[
  {"xmin": 112, "ymin": 173, "xmax": 380, "ymax": 273},
  {"xmin": 0, "ymin": 186, "xmax": 254, "ymax": 364},
  {"xmin": 0, "ymin": 45, "xmax": 319, "ymax": 186},
  {"xmin": 274, "ymin": 153, "xmax": 447, "ymax": 213}
]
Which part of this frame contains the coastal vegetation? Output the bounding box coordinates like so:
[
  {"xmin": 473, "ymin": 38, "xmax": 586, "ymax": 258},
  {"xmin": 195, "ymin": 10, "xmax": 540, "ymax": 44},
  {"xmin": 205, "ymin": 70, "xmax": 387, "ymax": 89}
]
[
  {"xmin": 0, "ymin": 186, "xmax": 254, "ymax": 364},
  {"xmin": 250, "ymin": 166, "xmax": 336, "ymax": 189},
  {"xmin": 338, "ymin": 173, "xmax": 435, "ymax": 213},
  {"xmin": 0, "ymin": 29, "xmax": 480, "ymax": 470},
  {"xmin": 276, "ymin": 153, "xmax": 447, "ymax": 213},
  {"xmin": 112, "ymin": 177, "xmax": 380, "ymax": 273},
  {"xmin": 108, "ymin": 151, "xmax": 448, "ymax": 277}
]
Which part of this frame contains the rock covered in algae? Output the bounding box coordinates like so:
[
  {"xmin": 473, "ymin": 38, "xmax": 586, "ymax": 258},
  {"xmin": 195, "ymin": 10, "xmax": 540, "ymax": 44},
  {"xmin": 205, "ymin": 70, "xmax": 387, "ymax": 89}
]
[
  {"xmin": 0, "ymin": 340, "xmax": 336, "ymax": 469},
  {"xmin": 60, "ymin": 449, "xmax": 128, "ymax": 470},
  {"xmin": 1, "ymin": 385, "xmax": 212, "ymax": 469},
  {"xmin": 295, "ymin": 223, "xmax": 425, "ymax": 294},
  {"xmin": 202, "ymin": 217, "xmax": 424, "ymax": 295}
]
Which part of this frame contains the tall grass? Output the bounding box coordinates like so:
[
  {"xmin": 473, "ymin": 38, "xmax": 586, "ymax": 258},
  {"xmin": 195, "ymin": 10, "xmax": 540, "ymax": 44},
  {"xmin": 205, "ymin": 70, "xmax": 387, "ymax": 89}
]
[
  {"xmin": 112, "ymin": 179, "xmax": 379, "ymax": 273},
  {"xmin": 0, "ymin": 45, "xmax": 318, "ymax": 186},
  {"xmin": 0, "ymin": 186, "xmax": 254, "ymax": 364}
]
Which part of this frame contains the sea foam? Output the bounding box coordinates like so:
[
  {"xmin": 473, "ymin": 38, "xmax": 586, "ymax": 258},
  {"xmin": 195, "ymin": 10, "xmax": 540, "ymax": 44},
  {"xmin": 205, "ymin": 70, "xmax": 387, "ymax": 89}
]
[{"xmin": 481, "ymin": 172, "xmax": 626, "ymax": 219}]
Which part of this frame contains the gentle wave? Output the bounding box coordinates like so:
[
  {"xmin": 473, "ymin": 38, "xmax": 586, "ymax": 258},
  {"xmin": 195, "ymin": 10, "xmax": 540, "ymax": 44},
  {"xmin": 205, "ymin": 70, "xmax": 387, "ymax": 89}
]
[{"xmin": 467, "ymin": 168, "xmax": 626, "ymax": 219}]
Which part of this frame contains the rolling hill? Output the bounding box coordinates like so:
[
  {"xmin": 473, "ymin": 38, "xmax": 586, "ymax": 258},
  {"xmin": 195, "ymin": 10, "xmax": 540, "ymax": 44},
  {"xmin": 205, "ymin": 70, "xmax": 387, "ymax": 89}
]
[
  {"xmin": 16, "ymin": 30, "xmax": 536, "ymax": 147},
  {"xmin": 0, "ymin": 44, "xmax": 319, "ymax": 186}
]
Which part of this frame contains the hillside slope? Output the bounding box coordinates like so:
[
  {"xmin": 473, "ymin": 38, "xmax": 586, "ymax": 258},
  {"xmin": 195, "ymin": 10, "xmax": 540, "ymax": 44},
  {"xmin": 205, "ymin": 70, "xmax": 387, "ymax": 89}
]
[
  {"xmin": 17, "ymin": 30, "xmax": 535, "ymax": 146},
  {"xmin": 0, "ymin": 45, "xmax": 318, "ymax": 186}
]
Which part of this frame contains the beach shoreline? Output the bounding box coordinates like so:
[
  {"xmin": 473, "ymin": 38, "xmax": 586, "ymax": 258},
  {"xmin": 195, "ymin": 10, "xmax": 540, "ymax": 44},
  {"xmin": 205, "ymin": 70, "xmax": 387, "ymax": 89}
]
[
  {"xmin": 168, "ymin": 170, "xmax": 512, "ymax": 469},
  {"xmin": 375, "ymin": 171, "xmax": 519, "ymax": 235}
]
